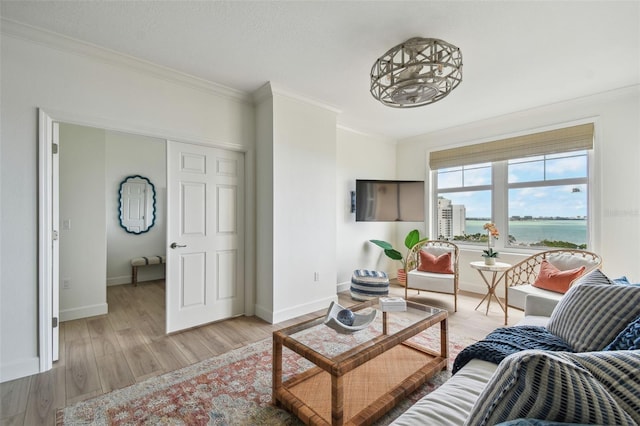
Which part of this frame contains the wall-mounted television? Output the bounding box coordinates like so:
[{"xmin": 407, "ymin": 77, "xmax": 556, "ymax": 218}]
[{"xmin": 355, "ymin": 180, "xmax": 425, "ymax": 222}]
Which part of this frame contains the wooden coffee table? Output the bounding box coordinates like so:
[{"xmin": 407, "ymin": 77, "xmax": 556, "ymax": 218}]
[{"xmin": 272, "ymin": 299, "xmax": 448, "ymax": 425}]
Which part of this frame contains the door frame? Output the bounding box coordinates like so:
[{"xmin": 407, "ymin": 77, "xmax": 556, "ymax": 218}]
[
  {"xmin": 38, "ymin": 110, "xmax": 56, "ymax": 371},
  {"xmin": 37, "ymin": 108, "xmax": 255, "ymax": 373}
]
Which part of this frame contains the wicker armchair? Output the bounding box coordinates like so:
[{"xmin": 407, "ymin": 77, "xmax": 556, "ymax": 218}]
[
  {"xmin": 505, "ymin": 249, "xmax": 602, "ymax": 310},
  {"xmin": 405, "ymin": 240, "xmax": 460, "ymax": 311}
]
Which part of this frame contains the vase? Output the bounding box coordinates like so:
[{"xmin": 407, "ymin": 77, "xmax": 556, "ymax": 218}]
[
  {"xmin": 397, "ymin": 268, "xmax": 407, "ymax": 286},
  {"xmin": 484, "ymin": 257, "xmax": 496, "ymax": 266}
]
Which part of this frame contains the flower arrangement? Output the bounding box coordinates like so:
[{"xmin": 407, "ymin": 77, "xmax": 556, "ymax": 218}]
[{"xmin": 482, "ymin": 222, "xmax": 500, "ymax": 259}]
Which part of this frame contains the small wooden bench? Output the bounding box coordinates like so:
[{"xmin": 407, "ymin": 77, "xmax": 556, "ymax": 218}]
[{"xmin": 131, "ymin": 255, "xmax": 166, "ymax": 285}]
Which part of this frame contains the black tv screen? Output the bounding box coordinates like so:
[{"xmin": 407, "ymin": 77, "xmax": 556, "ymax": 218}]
[{"xmin": 355, "ymin": 180, "xmax": 425, "ymax": 222}]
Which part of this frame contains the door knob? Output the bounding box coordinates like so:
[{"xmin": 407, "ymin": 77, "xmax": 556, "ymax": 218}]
[{"xmin": 170, "ymin": 242, "xmax": 187, "ymax": 249}]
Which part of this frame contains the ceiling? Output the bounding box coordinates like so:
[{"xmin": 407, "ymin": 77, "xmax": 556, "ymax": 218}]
[{"xmin": 2, "ymin": 1, "xmax": 639, "ymax": 139}]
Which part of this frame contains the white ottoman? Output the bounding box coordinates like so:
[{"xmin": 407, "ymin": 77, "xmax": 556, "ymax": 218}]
[{"xmin": 350, "ymin": 269, "xmax": 390, "ymax": 301}]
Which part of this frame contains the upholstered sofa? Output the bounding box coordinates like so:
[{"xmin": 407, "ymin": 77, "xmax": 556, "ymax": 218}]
[{"xmin": 392, "ymin": 269, "xmax": 640, "ymax": 426}]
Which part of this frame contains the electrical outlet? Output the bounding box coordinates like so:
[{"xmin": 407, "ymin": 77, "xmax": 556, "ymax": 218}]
[
  {"xmin": 63, "ymin": 279, "xmax": 71, "ymax": 289},
  {"xmin": 314, "ymin": 272, "xmax": 320, "ymax": 282}
]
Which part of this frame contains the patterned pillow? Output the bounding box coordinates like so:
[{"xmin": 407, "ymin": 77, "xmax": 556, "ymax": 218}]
[
  {"xmin": 605, "ymin": 315, "xmax": 640, "ymax": 350},
  {"xmin": 466, "ymin": 350, "xmax": 640, "ymax": 426},
  {"xmin": 547, "ymin": 271, "xmax": 640, "ymax": 352},
  {"xmin": 571, "ymin": 268, "xmax": 613, "ymax": 286}
]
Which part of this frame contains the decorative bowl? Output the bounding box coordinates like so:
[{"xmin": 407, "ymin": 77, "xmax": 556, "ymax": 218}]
[{"xmin": 323, "ymin": 301, "xmax": 377, "ymax": 334}]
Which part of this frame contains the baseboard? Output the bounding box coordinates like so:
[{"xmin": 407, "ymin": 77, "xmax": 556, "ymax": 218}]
[
  {"xmin": 107, "ymin": 275, "xmax": 131, "ymax": 286},
  {"xmin": 60, "ymin": 302, "xmax": 108, "ymax": 322},
  {"xmin": 336, "ymin": 281, "xmax": 350, "ymax": 293},
  {"xmin": 254, "ymin": 303, "xmax": 274, "ymax": 324},
  {"xmin": 0, "ymin": 356, "xmax": 39, "ymax": 383},
  {"xmin": 255, "ymin": 295, "xmax": 338, "ymax": 325},
  {"xmin": 107, "ymin": 271, "xmax": 165, "ymax": 286}
]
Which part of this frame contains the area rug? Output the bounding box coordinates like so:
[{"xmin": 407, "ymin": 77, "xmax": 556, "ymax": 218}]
[{"xmin": 57, "ymin": 318, "xmax": 476, "ymax": 425}]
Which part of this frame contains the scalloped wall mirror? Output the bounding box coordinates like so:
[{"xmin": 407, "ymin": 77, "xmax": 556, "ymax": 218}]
[{"xmin": 119, "ymin": 175, "xmax": 156, "ymax": 234}]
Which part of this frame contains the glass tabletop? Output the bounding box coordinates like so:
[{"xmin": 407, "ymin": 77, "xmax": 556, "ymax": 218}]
[{"xmin": 277, "ymin": 300, "xmax": 443, "ymax": 361}]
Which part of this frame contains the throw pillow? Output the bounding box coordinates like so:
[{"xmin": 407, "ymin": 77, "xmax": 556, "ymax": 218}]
[
  {"xmin": 605, "ymin": 315, "xmax": 640, "ymax": 350},
  {"xmin": 571, "ymin": 267, "xmax": 614, "ymax": 286},
  {"xmin": 612, "ymin": 276, "xmax": 640, "ymax": 286},
  {"xmin": 417, "ymin": 250, "xmax": 453, "ymax": 274},
  {"xmin": 613, "ymin": 276, "xmax": 631, "ymax": 285},
  {"xmin": 547, "ymin": 271, "xmax": 640, "ymax": 352},
  {"xmin": 467, "ymin": 350, "xmax": 640, "ymax": 426},
  {"xmin": 532, "ymin": 260, "xmax": 585, "ymax": 294}
]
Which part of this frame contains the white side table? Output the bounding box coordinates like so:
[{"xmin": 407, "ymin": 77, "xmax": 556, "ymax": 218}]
[{"xmin": 469, "ymin": 261, "xmax": 512, "ymax": 325}]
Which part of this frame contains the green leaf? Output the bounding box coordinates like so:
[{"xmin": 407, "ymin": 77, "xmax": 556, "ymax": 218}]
[
  {"xmin": 369, "ymin": 239, "xmax": 393, "ymax": 250},
  {"xmin": 404, "ymin": 230, "xmax": 420, "ymax": 249},
  {"xmin": 384, "ymin": 249, "xmax": 403, "ymax": 260}
]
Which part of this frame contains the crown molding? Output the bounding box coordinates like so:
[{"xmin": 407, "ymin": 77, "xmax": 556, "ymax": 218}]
[
  {"xmin": 336, "ymin": 124, "xmax": 397, "ymax": 143},
  {"xmin": 1, "ymin": 18, "xmax": 252, "ymax": 103},
  {"xmin": 252, "ymin": 81, "xmax": 342, "ymax": 114},
  {"xmin": 252, "ymin": 82, "xmax": 274, "ymax": 105}
]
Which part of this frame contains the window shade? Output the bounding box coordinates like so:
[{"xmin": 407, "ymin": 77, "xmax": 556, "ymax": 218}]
[{"xmin": 429, "ymin": 123, "xmax": 594, "ymax": 170}]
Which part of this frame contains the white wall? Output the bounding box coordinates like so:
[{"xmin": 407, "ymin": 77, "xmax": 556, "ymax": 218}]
[
  {"xmin": 0, "ymin": 24, "xmax": 254, "ymax": 382},
  {"xmin": 397, "ymin": 86, "xmax": 640, "ymax": 294},
  {"xmin": 254, "ymin": 89, "xmax": 275, "ymax": 317},
  {"xmin": 105, "ymin": 131, "xmax": 166, "ymax": 285},
  {"xmin": 335, "ymin": 127, "xmax": 402, "ymax": 287},
  {"xmin": 59, "ymin": 123, "xmax": 108, "ymax": 321},
  {"xmin": 254, "ymin": 85, "xmax": 339, "ymax": 323}
]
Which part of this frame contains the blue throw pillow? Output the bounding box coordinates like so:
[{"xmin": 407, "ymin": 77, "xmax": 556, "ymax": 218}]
[
  {"xmin": 612, "ymin": 276, "xmax": 640, "ymax": 286},
  {"xmin": 605, "ymin": 315, "xmax": 640, "ymax": 350},
  {"xmin": 613, "ymin": 276, "xmax": 631, "ymax": 285}
]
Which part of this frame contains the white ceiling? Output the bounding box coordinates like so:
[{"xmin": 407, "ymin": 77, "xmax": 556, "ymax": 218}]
[{"xmin": 2, "ymin": 1, "xmax": 639, "ymax": 139}]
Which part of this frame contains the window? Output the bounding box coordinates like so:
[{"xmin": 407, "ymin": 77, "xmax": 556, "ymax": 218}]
[
  {"xmin": 431, "ymin": 124, "xmax": 593, "ymax": 251},
  {"xmin": 436, "ymin": 163, "xmax": 492, "ymax": 242},
  {"xmin": 507, "ymin": 151, "xmax": 588, "ymax": 248}
]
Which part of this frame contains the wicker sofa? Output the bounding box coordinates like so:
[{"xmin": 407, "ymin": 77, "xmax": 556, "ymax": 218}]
[
  {"xmin": 505, "ymin": 249, "xmax": 602, "ymax": 310},
  {"xmin": 392, "ymin": 269, "xmax": 640, "ymax": 426}
]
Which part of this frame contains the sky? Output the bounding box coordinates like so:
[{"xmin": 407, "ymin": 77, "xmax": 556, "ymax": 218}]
[{"xmin": 438, "ymin": 152, "xmax": 588, "ymax": 218}]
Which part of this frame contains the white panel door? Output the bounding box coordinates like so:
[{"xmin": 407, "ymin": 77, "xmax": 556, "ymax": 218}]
[{"xmin": 166, "ymin": 141, "xmax": 244, "ymax": 333}]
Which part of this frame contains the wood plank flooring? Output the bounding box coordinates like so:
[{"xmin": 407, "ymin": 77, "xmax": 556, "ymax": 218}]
[{"xmin": 0, "ymin": 280, "xmax": 522, "ymax": 425}]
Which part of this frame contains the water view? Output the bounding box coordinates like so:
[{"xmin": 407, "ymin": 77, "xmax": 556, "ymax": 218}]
[{"xmin": 465, "ymin": 219, "xmax": 587, "ymax": 246}]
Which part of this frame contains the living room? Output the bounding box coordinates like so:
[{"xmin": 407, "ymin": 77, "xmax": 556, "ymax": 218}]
[{"xmin": 1, "ymin": 1, "xmax": 639, "ymax": 417}]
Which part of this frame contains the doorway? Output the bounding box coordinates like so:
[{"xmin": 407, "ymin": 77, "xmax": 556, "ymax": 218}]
[{"xmin": 38, "ymin": 110, "xmax": 248, "ymax": 372}]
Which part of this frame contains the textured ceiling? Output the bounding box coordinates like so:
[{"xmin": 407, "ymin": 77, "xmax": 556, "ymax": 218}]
[{"xmin": 2, "ymin": 1, "xmax": 639, "ymax": 139}]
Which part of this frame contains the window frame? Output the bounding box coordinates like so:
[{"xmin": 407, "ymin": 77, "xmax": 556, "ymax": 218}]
[{"xmin": 432, "ymin": 151, "xmax": 592, "ymax": 254}]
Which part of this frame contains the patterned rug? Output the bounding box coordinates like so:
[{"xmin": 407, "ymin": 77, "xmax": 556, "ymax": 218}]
[{"xmin": 57, "ymin": 317, "xmax": 476, "ymax": 425}]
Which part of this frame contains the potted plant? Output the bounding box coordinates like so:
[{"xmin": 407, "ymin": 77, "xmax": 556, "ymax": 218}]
[
  {"xmin": 369, "ymin": 229, "xmax": 428, "ymax": 285},
  {"xmin": 482, "ymin": 223, "xmax": 500, "ymax": 265}
]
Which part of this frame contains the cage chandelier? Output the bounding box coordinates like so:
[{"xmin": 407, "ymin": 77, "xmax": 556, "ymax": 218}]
[{"xmin": 370, "ymin": 37, "xmax": 463, "ymax": 108}]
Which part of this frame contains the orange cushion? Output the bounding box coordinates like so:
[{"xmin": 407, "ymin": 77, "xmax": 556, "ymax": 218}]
[
  {"xmin": 417, "ymin": 250, "xmax": 454, "ymax": 274},
  {"xmin": 532, "ymin": 259, "xmax": 586, "ymax": 294}
]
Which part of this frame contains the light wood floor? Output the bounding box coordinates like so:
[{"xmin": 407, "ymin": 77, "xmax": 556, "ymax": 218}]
[{"xmin": 0, "ymin": 280, "xmax": 522, "ymax": 425}]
